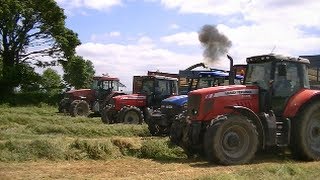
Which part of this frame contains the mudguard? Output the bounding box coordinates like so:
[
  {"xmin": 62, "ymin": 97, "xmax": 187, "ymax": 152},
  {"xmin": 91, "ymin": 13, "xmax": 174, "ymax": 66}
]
[{"xmin": 283, "ymin": 89, "xmax": 320, "ymax": 118}]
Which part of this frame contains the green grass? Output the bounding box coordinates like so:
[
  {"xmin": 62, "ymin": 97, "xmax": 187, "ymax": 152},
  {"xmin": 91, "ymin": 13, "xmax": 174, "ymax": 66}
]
[{"xmin": 0, "ymin": 105, "xmax": 186, "ymax": 162}]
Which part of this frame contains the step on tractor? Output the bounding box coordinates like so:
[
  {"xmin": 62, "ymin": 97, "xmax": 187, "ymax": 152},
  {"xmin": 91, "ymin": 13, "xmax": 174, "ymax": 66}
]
[
  {"xmin": 170, "ymin": 54, "xmax": 320, "ymax": 165},
  {"xmin": 101, "ymin": 75, "xmax": 178, "ymax": 124},
  {"xmin": 58, "ymin": 76, "xmax": 126, "ymax": 117},
  {"xmin": 148, "ymin": 66, "xmax": 245, "ymax": 136}
]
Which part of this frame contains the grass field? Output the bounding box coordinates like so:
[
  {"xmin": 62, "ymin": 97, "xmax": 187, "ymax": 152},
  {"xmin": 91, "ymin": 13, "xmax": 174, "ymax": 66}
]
[{"xmin": 1, "ymin": 104, "xmax": 320, "ymax": 179}]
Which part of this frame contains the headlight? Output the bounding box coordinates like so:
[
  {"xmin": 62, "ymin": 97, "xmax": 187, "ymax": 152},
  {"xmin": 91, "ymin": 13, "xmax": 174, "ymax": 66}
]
[
  {"xmin": 191, "ymin": 109, "xmax": 198, "ymax": 115},
  {"xmin": 161, "ymin": 104, "xmax": 173, "ymax": 109}
]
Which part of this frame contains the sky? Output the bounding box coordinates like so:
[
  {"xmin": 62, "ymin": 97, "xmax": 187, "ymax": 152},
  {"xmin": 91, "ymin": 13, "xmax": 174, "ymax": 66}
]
[{"xmin": 54, "ymin": 0, "xmax": 320, "ymax": 91}]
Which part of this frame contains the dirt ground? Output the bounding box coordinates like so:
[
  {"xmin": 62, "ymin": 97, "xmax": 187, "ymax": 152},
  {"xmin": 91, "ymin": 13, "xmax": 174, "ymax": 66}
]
[
  {"xmin": 1, "ymin": 157, "xmax": 320, "ymax": 180},
  {"xmin": 0, "ymin": 158, "xmax": 249, "ymax": 180}
]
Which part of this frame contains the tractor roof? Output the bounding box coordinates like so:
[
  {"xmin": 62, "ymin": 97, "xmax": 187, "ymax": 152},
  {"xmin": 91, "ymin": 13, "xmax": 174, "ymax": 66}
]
[
  {"xmin": 247, "ymin": 54, "xmax": 310, "ymax": 64},
  {"xmin": 93, "ymin": 76, "xmax": 120, "ymax": 81},
  {"xmin": 142, "ymin": 75, "xmax": 178, "ymax": 81}
]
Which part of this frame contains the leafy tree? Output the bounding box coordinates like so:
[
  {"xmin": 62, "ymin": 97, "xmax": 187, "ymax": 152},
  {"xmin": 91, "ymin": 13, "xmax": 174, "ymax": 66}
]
[
  {"xmin": 63, "ymin": 56, "xmax": 95, "ymax": 89},
  {"xmin": 41, "ymin": 68, "xmax": 62, "ymax": 94},
  {"xmin": 0, "ymin": 0, "xmax": 80, "ymax": 95},
  {"xmin": 18, "ymin": 63, "xmax": 42, "ymax": 92}
]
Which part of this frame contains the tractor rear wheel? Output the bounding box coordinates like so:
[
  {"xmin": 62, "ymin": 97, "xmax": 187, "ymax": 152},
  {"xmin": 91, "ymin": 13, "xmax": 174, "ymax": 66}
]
[
  {"xmin": 123, "ymin": 106, "xmax": 143, "ymax": 124},
  {"xmin": 291, "ymin": 101, "xmax": 320, "ymax": 160},
  {"xmin": 204, "ymin": 114, "xmax": 258, "ymax": 165},
  {"xmin": 70, "ymin": 100, "xmax": 90, "ymax": 117},
  {"xmin": 101, "ymin": 105, "xmax": 112, "ymax": 124}
]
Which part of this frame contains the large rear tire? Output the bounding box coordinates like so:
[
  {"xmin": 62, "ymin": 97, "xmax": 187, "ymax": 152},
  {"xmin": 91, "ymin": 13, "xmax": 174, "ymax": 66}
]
[
  {"xmin": 123, "ymin": 106, "xmax": 143, "ymax": 124},
  {"xmin": 291, "ymin": 101, "xmax": 320, "ymax": 160},
  {"xmin": 204, "ymin": 114, "xmax": 259, "ymax": 165},
  {"xmin": 70, "ymin": 100, "xmax": 90, "ymax": 117}
]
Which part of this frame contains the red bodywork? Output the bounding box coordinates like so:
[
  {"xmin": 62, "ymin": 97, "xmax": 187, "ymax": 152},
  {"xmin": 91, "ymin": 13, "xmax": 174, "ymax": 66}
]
[
  {"xmin": 188, "ymin": 85, "xmax": 260, "ymax": 121},
  {"xmin": 283, "ymin": 89, "xmax": 320, "ymax": 117},
  {"xmin": 65, "ymin": 89, "xmax": 96, "ymax": 102},
  {"xmin": 112, "ymin": 94, "xmax": 147, "ymax": 111}
]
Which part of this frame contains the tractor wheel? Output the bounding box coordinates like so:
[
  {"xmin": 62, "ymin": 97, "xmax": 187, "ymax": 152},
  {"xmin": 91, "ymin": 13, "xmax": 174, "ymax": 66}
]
[
  {"xmin": 204, "ymin": 114, "xmax": 258, "ymax": 165},
  {"xmin": 291, "ymin": 101, "xmax": 320, "ymax": 161},
  {"xmin": 58, "ymin": 98, "xmax": 69, "ymax": 113},
  {"xmin": 70, "ymin": 100, "xmax": 90, "ymax": 117},
  {"xmin": 123, "ymin": 106, "xmax": 144, "ymax": 124},
  {"xmin": 148, "ymin": 118, "xmax": 158, "ymax": 136},
  {"xmin": 117, "ymin": 106, "xmax": 129, "ymax": 123},
  {"xmin": 101, "ymin": 105, "xmax": 112, "ymax": 124},
  {"xmin": 69, "ymin": 100, "xmax": 80, "ymax": 114},
  {"xmin": 169, "ymin": 111, "xmax": 188, "ymax": 145}
]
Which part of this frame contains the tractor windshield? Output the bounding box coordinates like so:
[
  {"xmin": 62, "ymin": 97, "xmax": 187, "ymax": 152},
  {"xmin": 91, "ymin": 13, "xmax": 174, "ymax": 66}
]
[
  {"xmin": 197, "ymin": 76, "xmax": 225, "ymax": 89},
  {"xmin": 91, "ymin": 80, "xmax": 100, "ymax": 90},
  {"xmin": 142, "ymin": 79, "xmax": 155, "ymax": 95},
  {"xmin": 245, "ymin": 62, "xmax": 272, "ymax": 90},
  {"xmin": 101, "ymin": 80, "xmax": 120, "ymax": 91}
]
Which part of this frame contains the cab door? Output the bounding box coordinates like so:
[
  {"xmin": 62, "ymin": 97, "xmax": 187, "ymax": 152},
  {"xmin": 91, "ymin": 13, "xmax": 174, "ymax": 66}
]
[{"xmin": 271, "ymin": 62, "xmax": 302, "ymax": 115}]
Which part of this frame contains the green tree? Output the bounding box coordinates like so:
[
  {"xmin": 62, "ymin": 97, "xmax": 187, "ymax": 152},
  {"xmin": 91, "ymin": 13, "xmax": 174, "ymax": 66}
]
[
  {"xmin": 0, "ymin": 0, "xmax": 80, "ymax": 95},
  {"xmin": 18, "ymin": 63, "xmax": 41, "ymax": 92},
  {"xmin": 41, "ymin": 68, "xmax": 62, "ymax": 94},
  {"xmin": 63, "ymin": 56, "xmax": 95, "ymax": 89}
]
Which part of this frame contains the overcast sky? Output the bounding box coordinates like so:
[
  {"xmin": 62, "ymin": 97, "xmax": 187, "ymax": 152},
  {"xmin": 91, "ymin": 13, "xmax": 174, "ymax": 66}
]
[{"xmin": 54, "ymin": 0, "xmax": 320, "ymax": 90}]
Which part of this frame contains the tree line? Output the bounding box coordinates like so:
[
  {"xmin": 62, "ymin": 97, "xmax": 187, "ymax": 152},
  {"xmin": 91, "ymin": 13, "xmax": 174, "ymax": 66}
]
[{"xmin": 0, "ymin": 0, "xmax": 95, "ymax": 103}]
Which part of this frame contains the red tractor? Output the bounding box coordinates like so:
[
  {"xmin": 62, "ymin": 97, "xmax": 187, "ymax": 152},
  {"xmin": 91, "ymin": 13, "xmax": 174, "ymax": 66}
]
[
  {"xmin": 101, "ymin": 75, "xmax": 178, "ymax": 124},
  {"xmin": 59, "ymin": 76, "xmax": 126, "ymax": 117},
  {"xmin": 170, "ymin": 54, "xmax": 320, "ymax": 165}
]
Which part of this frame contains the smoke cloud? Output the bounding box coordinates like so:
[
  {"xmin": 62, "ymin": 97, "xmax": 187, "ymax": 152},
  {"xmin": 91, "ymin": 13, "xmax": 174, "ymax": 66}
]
[{"xmin": 198, "ymin": 25, "xmax": 232, "ymax": 63}]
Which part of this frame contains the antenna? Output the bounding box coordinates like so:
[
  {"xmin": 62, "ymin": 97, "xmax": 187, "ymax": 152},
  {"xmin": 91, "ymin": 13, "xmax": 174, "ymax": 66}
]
[{"xmin": 271, "ymin": 45, "xmax": 276, "ymax": 54}]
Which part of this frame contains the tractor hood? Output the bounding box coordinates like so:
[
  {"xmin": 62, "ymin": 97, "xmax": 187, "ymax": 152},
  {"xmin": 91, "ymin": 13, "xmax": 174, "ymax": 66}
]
[
  {"xmin": 112, "ymin": 94, "xmax": 147, "ymax": 110},
  {"xmin": 162, "ymin": 95, "xmax": 188, "ymax": 106},
  {"xmin": 65, "ymin": 89, "xmax": 95, "ymax": 98},
  {"xmin": 113, "ymin": 94, "xmax": 146, "ymax": 100}
]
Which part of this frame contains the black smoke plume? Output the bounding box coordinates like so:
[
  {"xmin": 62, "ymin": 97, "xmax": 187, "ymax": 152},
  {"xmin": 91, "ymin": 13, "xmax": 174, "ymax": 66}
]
[{"xmin": 198, "ymin": 25, "xmax": 232, "ymax": 63}]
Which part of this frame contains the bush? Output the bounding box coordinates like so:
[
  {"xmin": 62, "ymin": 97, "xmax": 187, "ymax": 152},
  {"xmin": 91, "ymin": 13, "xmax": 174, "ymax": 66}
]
[{"xmin": 0, "ymin": 92, "xmax": 63, "ymax": 106}]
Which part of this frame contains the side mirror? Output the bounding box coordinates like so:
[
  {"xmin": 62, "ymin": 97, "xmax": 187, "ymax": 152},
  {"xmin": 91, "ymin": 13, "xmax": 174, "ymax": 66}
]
[{"xmin": 278, "ymin": 64, "xmax": 287, "ymax": 77}]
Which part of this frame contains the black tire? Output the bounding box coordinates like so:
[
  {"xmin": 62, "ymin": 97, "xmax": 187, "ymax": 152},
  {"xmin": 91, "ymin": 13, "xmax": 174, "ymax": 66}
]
[
  {"xmin": 70, "ymin": 100, "xmax": 90, "ymax": 117},
  {"xmin": 101, "ymin": 105, "xmax": 112, "ymax": 124},
  {"xmin": 148, "ymin": 118, "xmax": 158, "ymax": 136},
  {"xmin": 69, "ymin": 100, "xmax": 80, "ymax": 114},
  {"xmin": 117, "ymin": 106, "xmax": 129, "ymax": 123},
  {"xmin": 122, "ymin": 106, "xmax": 144, "ymax": 124},
  {"xmin": 58, "ymin": 98, "xmax": 69, "ymax": 113},
  {"xmin": 204, "ymin": 114, "xmax": 259, "ymax": 165},
  {"xmin": 169, "ymin": 111, "xmax": 187, "ymax": 145},
  {"xmin": 291, "ymin": 101, "xmax": 320, "ymax": 161}
]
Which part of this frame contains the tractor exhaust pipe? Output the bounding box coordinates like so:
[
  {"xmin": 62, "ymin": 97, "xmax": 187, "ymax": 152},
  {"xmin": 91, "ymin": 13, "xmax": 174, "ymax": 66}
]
[{"xmin": 227, "ymin": 54, "xmax": 235, "ymax": 85}]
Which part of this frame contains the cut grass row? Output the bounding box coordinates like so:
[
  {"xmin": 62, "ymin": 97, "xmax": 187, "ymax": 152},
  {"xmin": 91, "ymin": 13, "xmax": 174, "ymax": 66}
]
[{"xmin": 0, "ymin": 104, "xmax": 186, "ymax": 162}]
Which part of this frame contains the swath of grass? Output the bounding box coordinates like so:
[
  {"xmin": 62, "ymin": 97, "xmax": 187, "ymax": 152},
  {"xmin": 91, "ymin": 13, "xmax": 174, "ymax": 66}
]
[{"xmin": 139, "ymin": 138, "xmax": 187, "ymax": 161}]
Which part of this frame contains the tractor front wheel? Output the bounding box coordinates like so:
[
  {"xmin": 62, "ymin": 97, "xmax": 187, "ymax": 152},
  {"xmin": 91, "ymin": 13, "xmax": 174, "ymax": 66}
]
[
  {"xmin": 123, "ymin": 107, "xmax": 143, "ymax": 124},
  {"xmin": 204, "ymin": 114, "xmax": 258, "ymax": 165},
  {"xmin": 70, "ymin": 100, "xmax": 90, "ymax": 117},
  {"xmin": 101, "ymin": 105, "xmax": 113, "ymax": 124},
  {"xmin": 291, "ymin": 101, "xmax": 320, "ymax": 160}
]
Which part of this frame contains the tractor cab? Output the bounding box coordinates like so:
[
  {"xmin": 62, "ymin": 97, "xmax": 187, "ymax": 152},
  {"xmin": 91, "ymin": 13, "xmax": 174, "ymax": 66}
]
[
  {"xmin": 93, "ymin": 76, "xmax": 126, "ymax": 100},
  {"xmin": 134, "ymin": 75, "xmax": 179, "ymax": 108},
  {"xmin": 245, "ymin": 54, "xmax": 310, "ymax": 115}
]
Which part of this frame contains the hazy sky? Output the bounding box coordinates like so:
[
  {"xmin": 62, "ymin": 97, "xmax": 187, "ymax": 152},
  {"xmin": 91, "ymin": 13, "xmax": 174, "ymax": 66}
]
[{"xmin": 54, "ymin": 0, "xmax": 320, "ymax": 90}]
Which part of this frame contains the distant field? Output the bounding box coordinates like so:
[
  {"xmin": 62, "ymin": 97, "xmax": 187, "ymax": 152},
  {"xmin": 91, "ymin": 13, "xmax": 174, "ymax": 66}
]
[{"xmin": 1, "ymin": 104, "xmax": 320, "ymax": 179}]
